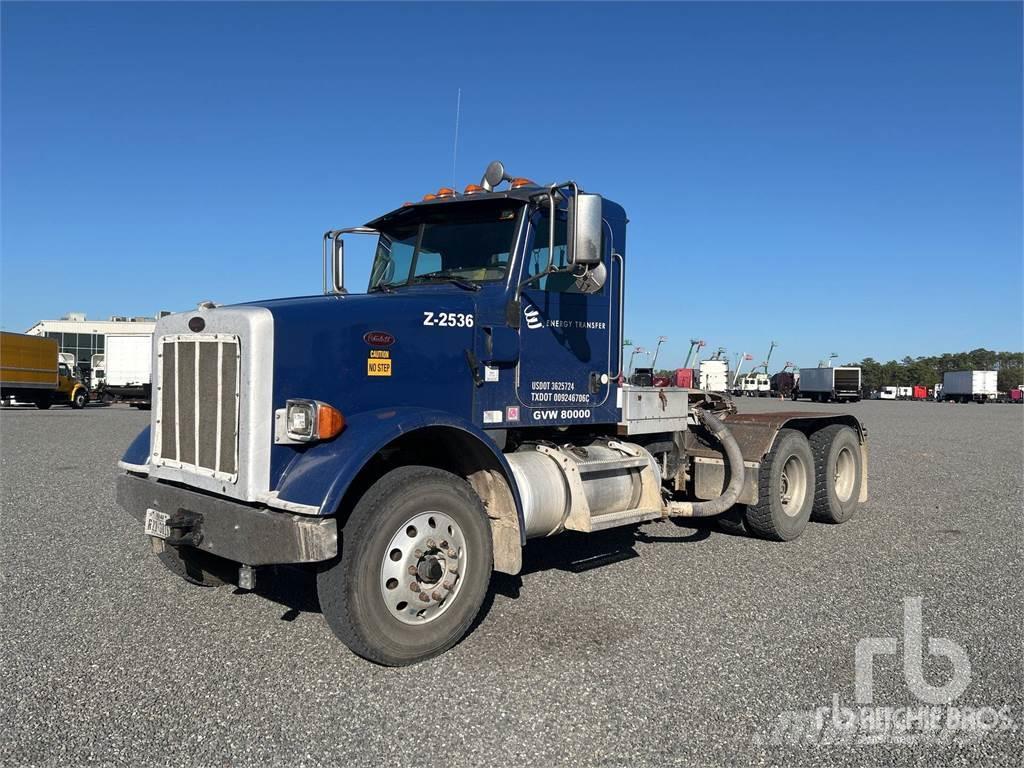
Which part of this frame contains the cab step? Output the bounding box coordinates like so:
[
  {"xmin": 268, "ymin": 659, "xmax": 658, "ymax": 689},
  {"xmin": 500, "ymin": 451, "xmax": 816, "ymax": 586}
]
[{"xmin": 574, "ymin": 507, "xmax": 663, "ymax": 533}]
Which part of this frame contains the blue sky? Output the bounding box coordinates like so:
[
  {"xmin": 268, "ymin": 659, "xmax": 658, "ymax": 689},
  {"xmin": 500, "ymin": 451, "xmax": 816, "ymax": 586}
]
[{"xmin": 2, "ymin": 1, "xmax": 1021, "ymax": 369}]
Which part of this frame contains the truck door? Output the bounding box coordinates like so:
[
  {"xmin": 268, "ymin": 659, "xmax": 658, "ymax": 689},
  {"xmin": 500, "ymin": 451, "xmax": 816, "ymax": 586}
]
[{"xmin": 514, "ymin": 207, "xmax": 615, "ymax": 425}]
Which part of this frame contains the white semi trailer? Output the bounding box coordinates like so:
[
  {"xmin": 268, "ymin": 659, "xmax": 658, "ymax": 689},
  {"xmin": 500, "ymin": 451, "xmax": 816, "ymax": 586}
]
[
  {"xmin": 941, "ymin": 371, "xmax": 997, "ymax": 403},
  {"xmin": 795, "ymin": 366, "xmax": 862, "ymax": 403}
]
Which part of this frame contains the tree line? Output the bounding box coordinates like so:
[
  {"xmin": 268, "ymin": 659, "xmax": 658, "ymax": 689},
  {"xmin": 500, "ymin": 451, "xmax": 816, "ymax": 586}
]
[{"xmin": 847, "ymin": 349, "xmax": 1023, "ymax": 392}]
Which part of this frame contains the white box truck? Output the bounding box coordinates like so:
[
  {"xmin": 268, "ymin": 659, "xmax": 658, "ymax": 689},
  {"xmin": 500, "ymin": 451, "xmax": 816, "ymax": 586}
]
[
  {"xmin": 699, "ymin": 359, "xmax": 728, "ymax": 392},
  {"xmin": 795, "ymin": 366, "xmax": 862, "ymax": 403},
  {"xmin": 102, "ymin": 334, "xmax": 152, "ymax": 407},
  {"xmin": 941, "ymin": 370, "xmax": 997, "ymax": 403}
]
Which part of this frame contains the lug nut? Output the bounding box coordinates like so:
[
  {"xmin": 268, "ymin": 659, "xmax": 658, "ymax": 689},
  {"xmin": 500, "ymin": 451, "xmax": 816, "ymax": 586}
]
[
  {"xmin": 409, "ymin": 582, "xmax": 420, "ymax": 592},
  {"xmin": 442, "ymin": 581, "xmax": 453, "ymax": 590},
  {"xmin": 407, "ymin": 565, "xmax": 417, "ymax": 575},
  {"xmin": 431, "ymin": 591, "xmax": 442, "ymax": 601},
  {"xmin": 418, "ymin": 592, "xmax": 431, "ymax": 602},
  {"xmin": 447, "ymin": 549, "xmax": 457, "ymax": 558},
  {"xmin": 414, "ymin": 549, "xmax": 424, "ymax": 558},
  {"xmin": 440, "ymin": 540, "xmax": 449, "ymax": 549},
  {"xmin": 426, "ymin": 538, "xmax": 436, "ymax": 549}
]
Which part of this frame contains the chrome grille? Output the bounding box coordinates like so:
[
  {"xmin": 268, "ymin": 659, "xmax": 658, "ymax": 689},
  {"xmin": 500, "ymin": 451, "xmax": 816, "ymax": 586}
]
[{"xmin": 155, "ymin": 334, "xmax": 240, "ymax": 480}]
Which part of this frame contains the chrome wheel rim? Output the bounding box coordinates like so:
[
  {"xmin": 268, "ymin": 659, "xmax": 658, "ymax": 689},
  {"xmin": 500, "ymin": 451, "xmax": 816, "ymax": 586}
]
[
  {"xmin": 833, "ymin": 446, "xmax": 856, "ymax": 503},
  {"xmin": 780, "ymin": 454, "xmax": 808, "ymax": 517},
  {"xmin": 380, "ymin": 511, "xmax": 467, "ymax": 625}
]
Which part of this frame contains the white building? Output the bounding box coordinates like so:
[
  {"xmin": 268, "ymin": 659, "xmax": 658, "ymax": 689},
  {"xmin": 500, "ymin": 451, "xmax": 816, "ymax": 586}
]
[{"xmin": 24, "ymin": 311, "xmax": 169, "ymax": 370}]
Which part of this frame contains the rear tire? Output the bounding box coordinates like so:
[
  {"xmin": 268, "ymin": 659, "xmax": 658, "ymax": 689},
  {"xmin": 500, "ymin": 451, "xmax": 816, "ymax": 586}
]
[
  {"xmin": 35, "ymin": 397, "xmax": 52, "ymax": 410},
  {"xmin": 743, "ymin": 429, "xmax": 814, "ymax": 541},
  {"xmin": 809, "ymin": 425, "xmax": 862, "ymax": 524},
  {"xmin": 318, "ymin": 466, "xmax": 493, "ymax": 666}
]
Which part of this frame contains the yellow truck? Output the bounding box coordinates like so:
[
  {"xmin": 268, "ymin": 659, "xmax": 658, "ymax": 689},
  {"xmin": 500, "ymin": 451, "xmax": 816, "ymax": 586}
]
[{"xmin": 0, "ymin": 332, "xmax": 89, "ymax": 409}]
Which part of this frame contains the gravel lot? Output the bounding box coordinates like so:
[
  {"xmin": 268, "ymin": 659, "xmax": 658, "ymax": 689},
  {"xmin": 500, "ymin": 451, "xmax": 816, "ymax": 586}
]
[{"xmin": 2, "ymin": 399, "xmax": 1021, "ymax": 766}]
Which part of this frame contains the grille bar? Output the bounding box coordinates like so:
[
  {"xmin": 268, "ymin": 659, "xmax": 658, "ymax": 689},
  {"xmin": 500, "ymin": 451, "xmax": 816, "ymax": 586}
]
[{"xmin": 154, "ymin": 334, "xmax": 240, "ymax": 481}]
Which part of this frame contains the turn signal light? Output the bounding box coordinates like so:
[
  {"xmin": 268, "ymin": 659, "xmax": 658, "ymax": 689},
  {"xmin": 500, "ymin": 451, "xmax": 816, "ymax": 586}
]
[
  {"xmin": 510, "ymin": 177, "xmax": 536, "ymax": 189},
  {"xmin": 436, "ymin": 187, "xmax": 456, "ymax": 198},
  {"xmin": 316, "ymin": 404, "xmax": 345, "ymax": 440},
  {"xmin": 422, "ymin": 193, "xmax": 437, "ymax": 201},
  {"xmin": 464, "ymin": 184, "xmax": 485, "ymax": 195}
]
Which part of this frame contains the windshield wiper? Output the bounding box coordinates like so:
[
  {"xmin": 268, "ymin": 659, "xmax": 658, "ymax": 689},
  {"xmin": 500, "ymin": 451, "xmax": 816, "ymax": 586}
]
[
  {"xmin": 413, "ymin": 272, "xmax": 481, "ymax": 291},
  {"xmin": 369, "ymin": 282, "xmax": 395, "ymax": 294}
]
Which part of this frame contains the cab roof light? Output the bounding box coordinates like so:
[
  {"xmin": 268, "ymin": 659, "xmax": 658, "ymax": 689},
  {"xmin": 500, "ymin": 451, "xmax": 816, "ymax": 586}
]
[
  {"xmin": 463, "ymin": 184, "xmax": 485, "ymax": 195},
  {"xmin": 436, "ymin": 187, "xmax": 457, "ymax": 199},
  {"xmin": 422, "ymin": 193, "xmax": 438, "ymax": 201},
  {"xmin": 510, "ymin": 177, "xmax": 536, "ymax": 189}
]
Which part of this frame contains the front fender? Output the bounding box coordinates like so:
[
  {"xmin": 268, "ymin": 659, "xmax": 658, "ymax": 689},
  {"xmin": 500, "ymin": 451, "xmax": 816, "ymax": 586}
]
[
  {"xmin": 273, "ymin": 407, "xmax": 525, "ymax": 542},
  {"xmin": 120, "ymin": 425, "xmax": 151, "ymax": 468}
]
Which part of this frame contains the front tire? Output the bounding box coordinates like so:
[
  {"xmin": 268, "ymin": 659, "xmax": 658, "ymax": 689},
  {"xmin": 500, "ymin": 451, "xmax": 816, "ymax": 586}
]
[
  {"xmin": 71, "ymin": 390, "xmax": 87, "ymax": 409},
  {"xmin": 809, "ymin": 425, "xmax": 862, "ymax": 524},
  {"xmin": 318, "ymin": 466, "xmax": 493, "ymax": 666},
  {"xmin": 743, "ymin": 429, "xmax": 815, "ymax": 541}
]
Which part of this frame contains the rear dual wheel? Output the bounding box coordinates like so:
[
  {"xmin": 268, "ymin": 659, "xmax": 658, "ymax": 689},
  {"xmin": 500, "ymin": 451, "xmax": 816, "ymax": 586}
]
[
  {"xmin": 729, "ymin": 426, "xmax": 862, "ymax": 541},
  {"xmin": 809, "ymin": 425, "xmax": 863, "ymax": 524},
  {"xmin": 744, "ymin": 429, "xmax": 815, "ymax": 541}
]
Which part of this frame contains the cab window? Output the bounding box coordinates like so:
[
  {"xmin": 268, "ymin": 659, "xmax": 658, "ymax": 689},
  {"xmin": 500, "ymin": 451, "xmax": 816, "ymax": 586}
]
[
  {"xmin": 527, "ymin": 211, "xmax": 571, "ymax": 292},
  {"xmin": 526, "ymin": 209, "xmax": 606, "ymax": 294}
]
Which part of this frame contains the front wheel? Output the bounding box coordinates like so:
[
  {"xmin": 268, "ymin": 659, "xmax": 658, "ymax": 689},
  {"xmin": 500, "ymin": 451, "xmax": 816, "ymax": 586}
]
[
  {"xmin": 318, "ymin": 465, "xmax": 493, "ymax": 666},
  {"xmin": 71, "ymin": 390, "xmax": 87, "ymax": 409}
]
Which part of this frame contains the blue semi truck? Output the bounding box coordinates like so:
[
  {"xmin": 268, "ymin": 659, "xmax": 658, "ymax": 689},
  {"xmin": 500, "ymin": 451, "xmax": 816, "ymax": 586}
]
[{"xmin": 117, "ymin": 162, "xmax": 868, "ymax": 665}]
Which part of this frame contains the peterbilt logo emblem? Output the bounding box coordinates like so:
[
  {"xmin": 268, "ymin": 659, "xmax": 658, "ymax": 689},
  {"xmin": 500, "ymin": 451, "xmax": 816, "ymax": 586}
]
[
  {"xmin": 363, "ymin": 331, "xmax": 395, "ymax": 347},
  {"xmin": 523, "ymin": 303, "xmax": 543, "ymax": 330}
]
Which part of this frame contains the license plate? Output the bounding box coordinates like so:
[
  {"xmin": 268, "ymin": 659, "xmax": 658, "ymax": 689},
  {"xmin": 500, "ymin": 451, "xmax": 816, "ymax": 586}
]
[{"xmin": 144, "ymin": 508, "xmax": 170, "ymax": 539}]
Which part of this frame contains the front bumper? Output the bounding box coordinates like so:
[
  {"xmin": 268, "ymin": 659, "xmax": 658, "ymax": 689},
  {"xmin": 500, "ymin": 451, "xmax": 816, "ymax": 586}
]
[{"xmin": 117, "ymin": 473, "xmax": 338, "ymax": 565}]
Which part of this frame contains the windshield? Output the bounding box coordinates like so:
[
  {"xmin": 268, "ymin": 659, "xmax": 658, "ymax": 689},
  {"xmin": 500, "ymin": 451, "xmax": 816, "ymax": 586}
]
[{"xmin": 368, "ymin": 202, "xmax": 521, "ymax": 290}]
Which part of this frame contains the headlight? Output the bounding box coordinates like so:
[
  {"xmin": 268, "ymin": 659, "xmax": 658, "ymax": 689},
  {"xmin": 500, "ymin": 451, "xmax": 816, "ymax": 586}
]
[{"xmin": 282, "ymin": 399, "xmax": 345, "ymax": 443}]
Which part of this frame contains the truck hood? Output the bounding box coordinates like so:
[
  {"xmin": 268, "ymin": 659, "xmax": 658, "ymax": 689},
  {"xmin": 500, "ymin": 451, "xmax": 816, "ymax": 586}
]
[{"xmin": 244, "ymin": 290, "xmax": 481, "ymax": 418}]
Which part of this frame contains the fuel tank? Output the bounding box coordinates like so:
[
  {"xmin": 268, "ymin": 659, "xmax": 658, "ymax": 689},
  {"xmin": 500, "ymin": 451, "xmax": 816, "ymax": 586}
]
[{"xmin": 507, "ymin": 441, "xmax": 661, "ymax": 538}]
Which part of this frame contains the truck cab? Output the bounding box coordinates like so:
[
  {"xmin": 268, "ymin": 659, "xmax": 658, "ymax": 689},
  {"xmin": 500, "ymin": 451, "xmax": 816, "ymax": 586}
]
[{"xmin": 117, "ymin": 162, "xmax": 868, "ymax": 665}]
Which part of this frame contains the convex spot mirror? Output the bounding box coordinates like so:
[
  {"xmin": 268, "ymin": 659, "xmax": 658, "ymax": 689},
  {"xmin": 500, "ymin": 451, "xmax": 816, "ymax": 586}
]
[
  {"xmin": 574, "ymin": 261, "xmax": 607, "ymax": 294},
  {"xmin": 567, "ymin": 192, "xmax": 603, "ymax": 267}
]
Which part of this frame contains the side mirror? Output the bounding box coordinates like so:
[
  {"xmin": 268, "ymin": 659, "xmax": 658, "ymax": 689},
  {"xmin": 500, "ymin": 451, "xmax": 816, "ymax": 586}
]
[{"xmin": 567, "ymin": 192, "xmax": 602, "ymax": 266}]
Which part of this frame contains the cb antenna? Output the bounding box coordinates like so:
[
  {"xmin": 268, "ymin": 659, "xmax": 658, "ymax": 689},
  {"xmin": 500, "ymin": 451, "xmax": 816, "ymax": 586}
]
[{"xmin": 451, "ymin": 88, "xmax": 461, "ymax": 188}]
